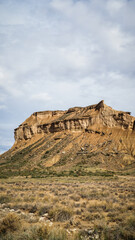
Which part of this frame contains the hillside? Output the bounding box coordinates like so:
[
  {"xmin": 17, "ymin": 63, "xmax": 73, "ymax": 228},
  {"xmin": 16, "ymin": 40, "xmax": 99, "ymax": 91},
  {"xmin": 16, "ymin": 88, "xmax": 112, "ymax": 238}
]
[{"xmin": 0, "ymin": 100, "xmax": 135, "ymax": 178}]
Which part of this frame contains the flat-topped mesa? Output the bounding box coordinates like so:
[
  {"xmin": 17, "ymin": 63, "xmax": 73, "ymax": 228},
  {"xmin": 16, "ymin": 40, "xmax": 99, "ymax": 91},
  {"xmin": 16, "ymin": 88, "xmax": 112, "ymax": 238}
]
[{"xmin": 14, "ymin": 101, "xmax": 135, "ymax": 142}]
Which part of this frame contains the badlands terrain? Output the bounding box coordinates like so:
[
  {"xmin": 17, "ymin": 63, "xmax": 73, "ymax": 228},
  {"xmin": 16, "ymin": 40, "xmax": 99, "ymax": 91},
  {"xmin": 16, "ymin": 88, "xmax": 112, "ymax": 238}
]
[{"xmin": 0, "ymin": 100, "xmax": 135, "ymax": 239}]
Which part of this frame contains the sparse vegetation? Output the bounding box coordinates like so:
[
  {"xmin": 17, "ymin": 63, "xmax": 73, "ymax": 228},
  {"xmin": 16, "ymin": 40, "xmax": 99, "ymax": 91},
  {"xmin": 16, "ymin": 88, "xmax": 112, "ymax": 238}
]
[{"xmin": 0, "ymin": 175, "xmax": 134, "ymax": 239}]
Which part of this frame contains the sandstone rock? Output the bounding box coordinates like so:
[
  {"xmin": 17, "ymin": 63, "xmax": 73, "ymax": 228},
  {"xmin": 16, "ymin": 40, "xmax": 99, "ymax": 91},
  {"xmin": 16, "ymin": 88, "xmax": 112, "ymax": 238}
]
[{"xmin": 14, "ymin": 101, "xmax": 135, "ymax": 143}]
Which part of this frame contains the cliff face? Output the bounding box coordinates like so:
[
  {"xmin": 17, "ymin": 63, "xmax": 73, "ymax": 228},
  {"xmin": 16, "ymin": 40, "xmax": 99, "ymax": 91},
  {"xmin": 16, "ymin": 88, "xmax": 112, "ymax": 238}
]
[
  {"xmin": 14, "ymin": 110, "xmax": 65, "ymax": 141},
  {"xmin": 14, "ymin": 100, "xmax": 135, "ymax": 142}
]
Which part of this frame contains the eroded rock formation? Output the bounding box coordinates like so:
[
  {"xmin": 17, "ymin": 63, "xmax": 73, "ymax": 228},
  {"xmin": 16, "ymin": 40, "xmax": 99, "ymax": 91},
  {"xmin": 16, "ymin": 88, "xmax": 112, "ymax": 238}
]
[
  {"xmin": 1, "ymin": 100, "xmax": 135, "ymax": 175},
  {"xmin": 14, "ymin": 100, "xmax": 135, "ymax": 142}
]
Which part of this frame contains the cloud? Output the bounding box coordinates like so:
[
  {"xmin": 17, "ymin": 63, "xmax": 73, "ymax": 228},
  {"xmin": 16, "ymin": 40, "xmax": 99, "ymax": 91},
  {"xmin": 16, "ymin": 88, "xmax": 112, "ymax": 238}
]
[
  {"xmin": 30, "ymin": 93, "xmax": 52, "ymax": 101},
  {"xmin": 0, "ymin": 105, "xmax": 7, "ymax": 110},
  {"xmin": 106, "ymin": 0, "xmax": 125, "ymax": 13},
  {"xmin": 0, "ymin": 0, "xmax": 135, "ymax": 153}
]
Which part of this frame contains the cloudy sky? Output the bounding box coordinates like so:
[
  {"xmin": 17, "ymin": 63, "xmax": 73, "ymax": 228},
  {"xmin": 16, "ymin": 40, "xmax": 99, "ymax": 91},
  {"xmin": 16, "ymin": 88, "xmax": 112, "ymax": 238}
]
[{"xmin": 0, "ymin": 0, "xmax": 135, "ymax": 154}]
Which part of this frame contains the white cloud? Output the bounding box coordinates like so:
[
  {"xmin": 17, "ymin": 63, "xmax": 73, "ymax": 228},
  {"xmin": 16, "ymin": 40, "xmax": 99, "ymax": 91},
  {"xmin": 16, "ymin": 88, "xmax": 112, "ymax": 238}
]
[
  {"xmin": 0, "ymin": 67, "xmax": 23, "ymax": 97},
  {"xmin": 30, "ymin": 93, "xmax": 52, "ymax": 101},
  {"xmin": 106, "ymin": 0, "xmax": 125, "ymax": 13},
  {"xmin": 0, "ymin": 105, "xmax": 7, "ymax": 110},
  {"xmin": 0, "ymin": 92, "xmax": 6, "ymax": 102}
]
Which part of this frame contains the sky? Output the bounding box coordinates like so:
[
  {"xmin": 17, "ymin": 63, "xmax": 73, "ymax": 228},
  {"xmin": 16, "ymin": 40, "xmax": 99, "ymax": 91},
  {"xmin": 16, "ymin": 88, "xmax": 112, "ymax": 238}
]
[{"xmin": 0, "ymin": 0, "xmax": 135, "ymax": 154}]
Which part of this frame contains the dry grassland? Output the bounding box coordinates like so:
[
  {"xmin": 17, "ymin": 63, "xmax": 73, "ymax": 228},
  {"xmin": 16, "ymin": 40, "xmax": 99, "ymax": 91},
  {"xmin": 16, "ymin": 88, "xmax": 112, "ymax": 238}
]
[{"xmin": 0, "ymin": 175, "xmax": 135, "ymax": 240}]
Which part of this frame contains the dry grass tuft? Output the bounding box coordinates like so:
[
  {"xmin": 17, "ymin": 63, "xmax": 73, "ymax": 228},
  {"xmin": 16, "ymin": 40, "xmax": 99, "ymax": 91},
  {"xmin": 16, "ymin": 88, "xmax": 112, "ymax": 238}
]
[
  {"xmin": 49, "ymin": 206, "xmax": 73, "ymax": 222},
  {"xmin": 0, "ymin": 213, "xmax": 21, "ymax": 235}
]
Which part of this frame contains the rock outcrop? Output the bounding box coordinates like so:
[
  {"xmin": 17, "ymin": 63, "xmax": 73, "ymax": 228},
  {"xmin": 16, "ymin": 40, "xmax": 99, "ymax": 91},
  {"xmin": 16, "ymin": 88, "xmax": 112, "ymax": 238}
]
[
  {"xmin": 14, "ymin": 100, "xmax": 135, "ymax": 142},
  {"xmin": 1, "ymin": 100, "xmax": 135, "ymax": 176}
]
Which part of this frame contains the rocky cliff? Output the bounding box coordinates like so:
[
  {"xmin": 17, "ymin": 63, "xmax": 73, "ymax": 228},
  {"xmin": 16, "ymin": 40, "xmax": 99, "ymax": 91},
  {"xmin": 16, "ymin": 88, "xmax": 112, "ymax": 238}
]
[
  {"xmin": 0, "ymin": 100, "xmax": 135, "ymax": 177},
  {"xmin": 14, "ymin": 100, "xmax": 135, "ymax": 142}
]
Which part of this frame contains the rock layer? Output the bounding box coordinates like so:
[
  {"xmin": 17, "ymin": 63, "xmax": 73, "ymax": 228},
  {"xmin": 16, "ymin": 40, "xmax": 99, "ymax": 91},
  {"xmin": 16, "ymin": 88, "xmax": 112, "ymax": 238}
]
[{"xmin": 14, "ymin": 100, "xmax": 135, "ymax": 142}]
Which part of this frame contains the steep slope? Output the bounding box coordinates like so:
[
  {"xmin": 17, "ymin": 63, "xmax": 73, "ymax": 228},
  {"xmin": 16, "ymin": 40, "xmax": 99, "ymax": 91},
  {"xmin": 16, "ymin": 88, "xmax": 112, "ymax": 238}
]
[{"xmin": 0, "ymin": 100, "xmax": 135, "ymax": 178}]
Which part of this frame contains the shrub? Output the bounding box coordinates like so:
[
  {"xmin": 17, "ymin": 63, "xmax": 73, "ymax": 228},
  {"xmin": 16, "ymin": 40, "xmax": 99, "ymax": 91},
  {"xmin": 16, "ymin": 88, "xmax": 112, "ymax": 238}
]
[
  {"xmin": 29, "ymin": 204, "xmax": 38, "ymax": 213},
  {"xmin": 126, "ymin": 216, "xmax": 135, "ymax": 231},
  {"xmin": 70, "ymin": 194, "xmax": 80, "ymax": 201},
  {"xmin": 30, "ymin": 225, "xmax": 49, "ymax": 240},
  {"xmin": 0, "ymin": 195, "xmax": 11, "ymax": 204},
  {"xmin": 49, "ymin": 207, "xmax": 72, "ymax": 222},
  {"xmin": 0, "ymin": 213, "xmax": 20, "ymax": 235},
  {"xmin": 38, "ymin": 205, "xmax": 52, "ymax": 216},
  {"xmin": 48, "ymin": 228, "xmax": 68, "ymax": 240}
]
